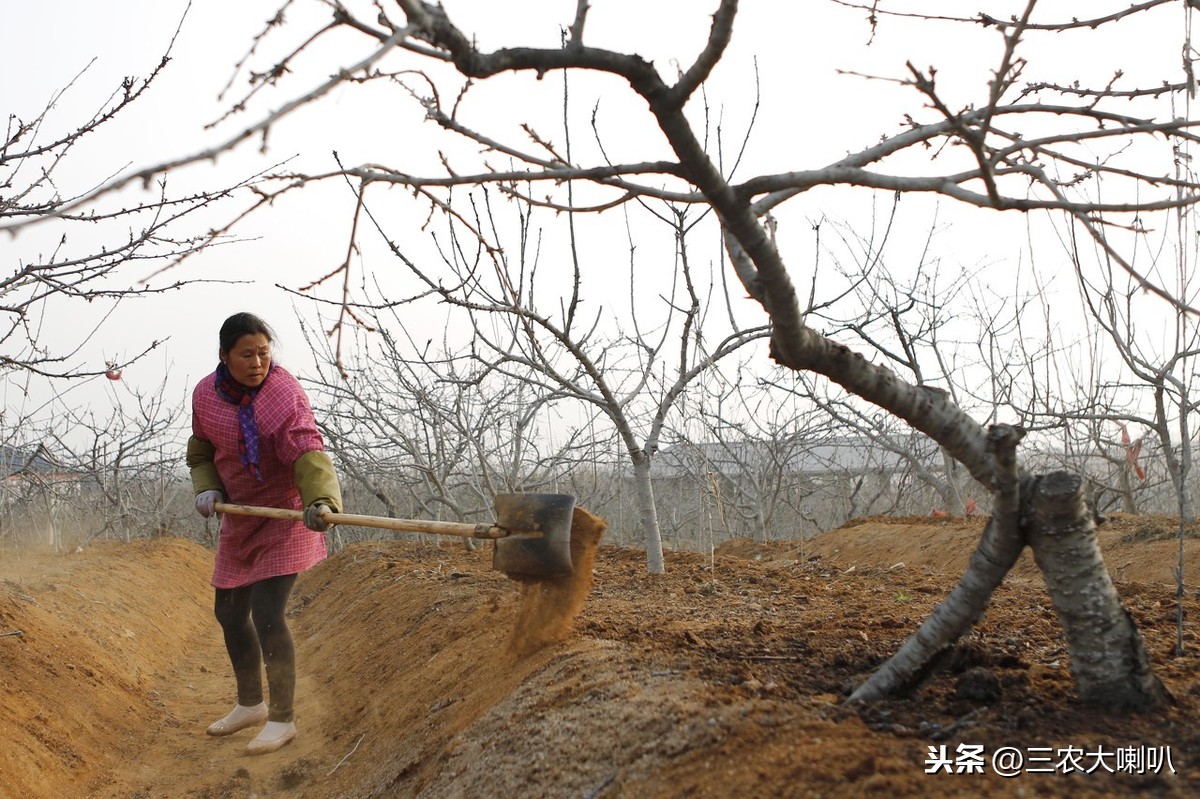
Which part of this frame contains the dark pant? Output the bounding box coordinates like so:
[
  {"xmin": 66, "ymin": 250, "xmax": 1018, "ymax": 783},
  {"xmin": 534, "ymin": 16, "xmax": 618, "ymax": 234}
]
[{"xmin": 213, "ymin": 573, "xmax": 298, "ymax": 723}]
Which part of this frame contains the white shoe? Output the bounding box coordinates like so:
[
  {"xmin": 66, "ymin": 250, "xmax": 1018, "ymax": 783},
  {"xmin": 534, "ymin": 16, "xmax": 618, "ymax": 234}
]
[
  {"xmin": 206, "ymin": 702, "xmax": 268, "ymax": 737},
  {"xmin": 246, "ymin": 720, "xmax": 296, "ymax": 755}
]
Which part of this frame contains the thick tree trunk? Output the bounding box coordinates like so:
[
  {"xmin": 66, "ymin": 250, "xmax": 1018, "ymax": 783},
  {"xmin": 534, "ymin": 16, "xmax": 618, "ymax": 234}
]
[
  {"xmin": 631, "ymin": 455, "xmax": 665, "ymax": 574},
  {"xmin": 852, "ymin": 431, "xmax": 1168, "ymax": 711},
  {"xmin": 1026, "ymin": 471, "xmax": 1168, "ymax": 710}
]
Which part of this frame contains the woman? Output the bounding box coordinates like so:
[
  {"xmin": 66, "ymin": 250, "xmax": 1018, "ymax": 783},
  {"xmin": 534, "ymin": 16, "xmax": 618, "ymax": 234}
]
[{"xmin": 187, "ymin": 312, "xmax": 342, "ymax": 755}]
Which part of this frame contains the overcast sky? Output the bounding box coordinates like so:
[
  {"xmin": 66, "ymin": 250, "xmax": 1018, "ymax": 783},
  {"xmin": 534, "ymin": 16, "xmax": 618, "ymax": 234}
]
[{"xmin": 2, "ymin": 1, "xmax": 1191, "ymax": 443}]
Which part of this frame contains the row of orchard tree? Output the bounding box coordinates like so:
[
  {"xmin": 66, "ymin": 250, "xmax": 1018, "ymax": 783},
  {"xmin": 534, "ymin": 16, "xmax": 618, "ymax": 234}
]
[
  {"xmin": 0, "ymin": 333, "xmax": 1180, "ymax": 554},
  {"xmin": 0, "ymin": 274, "xmax": 1185, "ymax": 558},
  {"xmin": 5, "ymin": 1, "xmax": 1200, "ymax": 711},
  {"xmin": 300, "ymin": 283, "xmax": 1190, "ymax": 553}
]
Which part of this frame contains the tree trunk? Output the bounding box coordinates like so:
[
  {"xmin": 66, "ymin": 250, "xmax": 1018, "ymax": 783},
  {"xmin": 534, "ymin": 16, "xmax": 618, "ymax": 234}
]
[
  {"xmin": 1026, "ymin": 471, "xmax": 1168, "ymax": 710},
  {"xmin": 939, "ymin": 450, "xmax": 965, "ymax": 515},
  {"xmin": 1154, "ymin": 390, "xmax": 1196, "ymax": 523},
  {"xmin": 850, "ymin": 425, "xmax": 1026, "ymax": 701},
  {"xmin": 1178, "ymin": 477, "xmax": 1195, "ymax": 525},
  {"xmin": 1162, "ymin": 449, "xmax": 1196, "ymax": 523},
  {"xmin": 1118, "ymin": 466, "xmax": 1137, "ymax": 514},
  {"xmin": 631, "ymin": 454, "xmax": 665, "ymax": 574},
  {"xmin": 750, "ymin": 497, "xmax": 767, "ymax": 543},
  {"xmin": 852, "ymin": 429, "xmax": 1168, "ymax": 711},
  {"xmin": 848, "ymin": 514, "xmax": 1025, "ymax": 701}
]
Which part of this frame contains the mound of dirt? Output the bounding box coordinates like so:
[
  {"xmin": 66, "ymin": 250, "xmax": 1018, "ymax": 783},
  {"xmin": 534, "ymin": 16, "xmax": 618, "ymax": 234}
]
[
  {"xmin": 0, "ymin": 539, "xmax": 213, "ymax": 799},
  {"xmin": 3, "ymin": 513, "xmax": 1200, "ymax": 798},
  {"xmin": 798, "ymin": 512, "xmax": 1200, "ymax": 586}
]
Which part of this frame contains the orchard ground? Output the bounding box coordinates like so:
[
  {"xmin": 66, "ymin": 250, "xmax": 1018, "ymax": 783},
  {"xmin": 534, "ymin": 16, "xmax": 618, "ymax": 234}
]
[{"xmin": 2, "ymin": 512, "xmax": 1199, "ymax": 798}]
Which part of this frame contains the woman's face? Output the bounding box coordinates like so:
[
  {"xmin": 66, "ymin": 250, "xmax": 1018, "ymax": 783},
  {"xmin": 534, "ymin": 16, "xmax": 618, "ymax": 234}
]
[{"xmin": 221, "ymin": 333, "xmax": 272, "ymax": 388}]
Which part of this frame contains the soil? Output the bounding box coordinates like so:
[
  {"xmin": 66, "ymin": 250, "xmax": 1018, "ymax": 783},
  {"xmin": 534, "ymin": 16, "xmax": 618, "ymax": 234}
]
[{"xmin": 3, "ymin": 511, "xmax": 1200, "ymax": 798}]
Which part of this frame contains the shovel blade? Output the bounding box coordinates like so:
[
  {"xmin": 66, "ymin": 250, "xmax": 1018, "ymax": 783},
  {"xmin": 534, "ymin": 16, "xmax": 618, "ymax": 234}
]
[{"xmin": 491, "ymin": 493, "xmax": 576, "ymax": 579}]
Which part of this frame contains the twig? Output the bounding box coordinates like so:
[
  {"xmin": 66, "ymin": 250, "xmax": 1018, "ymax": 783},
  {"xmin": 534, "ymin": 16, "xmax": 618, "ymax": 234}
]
[
  {"xmin": 584, "ymin": 772, "xmax": 617, "ymax": 799},
  {"xmin": 1, "ymin": 630, "xmax": 24, "ymax": 638},
  {"xmin": 328, "ymin": 733, "xmax": 365, "ymax": 776}
]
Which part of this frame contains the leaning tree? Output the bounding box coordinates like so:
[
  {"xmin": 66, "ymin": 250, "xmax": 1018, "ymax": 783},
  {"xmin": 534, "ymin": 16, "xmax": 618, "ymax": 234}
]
[
  {"xmin": 13, "ymin": 0, "xmax": 1200, "ymax": 710},
  {"xmin": 265, "ymin": 0, "xmax": 1190, "ymax": 710}
]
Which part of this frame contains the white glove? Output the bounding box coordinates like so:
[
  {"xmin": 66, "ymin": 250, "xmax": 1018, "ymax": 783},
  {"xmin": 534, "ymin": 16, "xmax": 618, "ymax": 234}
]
[
  {"xmin": 195, "ymin": 490, "xmax": 223, "ymax": 518},
  {"xmin": 303, "ymin": 503, "xmax": 332, "ymax": 532}
]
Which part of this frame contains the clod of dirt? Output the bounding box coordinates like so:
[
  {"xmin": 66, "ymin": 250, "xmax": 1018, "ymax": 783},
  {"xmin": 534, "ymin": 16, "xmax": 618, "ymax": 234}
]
[
  {"xmin": 277, "ymin": 758, "xmax": 314, "ymax": 790},
  {"xmin": 954, "ymin": 667, "xmax": 1003, "ymax": 702},
  {"xmin": 508, "ymin": 506, "xmax": 606, "ymax": 656}
]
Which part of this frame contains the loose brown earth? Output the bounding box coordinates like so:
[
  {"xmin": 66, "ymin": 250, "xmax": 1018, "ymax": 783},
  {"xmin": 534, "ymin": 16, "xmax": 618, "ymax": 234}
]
[{"xmin": 3, "ymin": 511, "xmax": 1200, "ymax": 798}]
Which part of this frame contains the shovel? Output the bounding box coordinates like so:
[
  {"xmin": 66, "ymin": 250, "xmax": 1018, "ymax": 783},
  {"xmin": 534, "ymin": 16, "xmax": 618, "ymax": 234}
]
[{"xmin": 213, "ymin": 493, "xmax": 576, "ymax": 579}]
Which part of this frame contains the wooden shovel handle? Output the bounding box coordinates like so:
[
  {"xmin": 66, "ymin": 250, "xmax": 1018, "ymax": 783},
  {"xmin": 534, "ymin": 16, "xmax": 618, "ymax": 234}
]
[{"xmin": 214, "ymin": 501, "xmax": 513, "ymax": 539}]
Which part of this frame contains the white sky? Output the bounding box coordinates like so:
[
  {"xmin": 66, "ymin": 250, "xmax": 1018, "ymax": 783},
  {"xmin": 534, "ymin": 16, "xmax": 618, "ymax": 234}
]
[{"xmin": 2, "ymin": 1, "xmax": 1194, "ymax": 445}]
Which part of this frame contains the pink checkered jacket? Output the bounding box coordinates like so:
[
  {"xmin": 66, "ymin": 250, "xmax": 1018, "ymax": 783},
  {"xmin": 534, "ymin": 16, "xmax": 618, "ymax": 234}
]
[{"xmin": 192, "ymin": 366, "xmax": 328, "ymax": 589}]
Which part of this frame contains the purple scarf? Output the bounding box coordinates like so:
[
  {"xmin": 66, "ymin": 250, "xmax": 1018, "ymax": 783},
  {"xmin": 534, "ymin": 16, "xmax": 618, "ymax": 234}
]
[{"xmin": 214, "ymin": 361, "xmax": 274, "ymax": 481}]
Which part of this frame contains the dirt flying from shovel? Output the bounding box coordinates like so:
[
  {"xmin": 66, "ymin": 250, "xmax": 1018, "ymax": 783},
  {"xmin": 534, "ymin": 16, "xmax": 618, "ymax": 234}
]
[{"xmin": 508, "ymin": 506, "xmax": 607, "ymax": 656}]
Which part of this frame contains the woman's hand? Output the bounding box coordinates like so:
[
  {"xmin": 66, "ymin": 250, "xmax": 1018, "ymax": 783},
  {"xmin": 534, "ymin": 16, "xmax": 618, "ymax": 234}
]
[
  {"xmin": 195, "ymin": 490, "xmax": 223, "ymax": 518},
  {"xmin": 303, "ymin": 503, "xmax": 332, "ymax": 532}
]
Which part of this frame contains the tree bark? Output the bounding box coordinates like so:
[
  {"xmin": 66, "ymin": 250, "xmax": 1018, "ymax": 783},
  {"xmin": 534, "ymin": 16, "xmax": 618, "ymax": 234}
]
[
  {"xmin": 849, "ymin": 424, "xmax": 1026, "ymax": 702},
  {"xmin": 1026, "ymin": 471, "xmax": 1169, "ymax": 710},
  {"xmin": 631, "ymin": 453, "xmax": 665, "ymax": 574}
]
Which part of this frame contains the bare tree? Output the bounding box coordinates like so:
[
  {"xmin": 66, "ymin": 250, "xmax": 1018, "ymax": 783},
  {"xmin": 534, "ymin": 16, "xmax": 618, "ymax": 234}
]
[
  {"xmin": 45, "ymin": 377, "xmax": 189, "ymax": 543},
  {"xmin": 15, "ymin": 1, "xmax": 1198, "ymax": 708},
  {"xmin": 0, "ymin": 17, "xmax": 272, "ymax": 557},
  {"xmin": 1071, "ymin": 239, "xmax": 1200, "ymax": 522},
  {"xmin": 0, "ymin": 431, "xmax": 79, "ymax": 551},
  {"xmin": 327, "ymin": 182, "xmax": 770, "ymax": 572},
  {"xmin": 301, "ymin": 310, "xmax": 593, "ymax": 547},
  {"xmin": 0, "ymin": 377, "xmax": 189, "ymax": 549},
  {"xmin": 656, "ymin": 367, "xmax": 932, "ymax": 544},
  {"xmin": 656, "ymin": 367, "xmax": 828, "ymax": 544},
  {"xmin": 980, "ymin": 232, "xmax": 1197, "ymax": 517},
  {"xmin": 798, "ymin": 219, "xmax": 998, "ymax": 514}
]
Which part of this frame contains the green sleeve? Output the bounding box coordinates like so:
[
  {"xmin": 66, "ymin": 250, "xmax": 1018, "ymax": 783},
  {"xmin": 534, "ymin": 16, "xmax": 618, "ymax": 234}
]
[
  {"xmin": 293, "ymin": 450, "xmax": 343, "ymax": 514},
  {"xmin": 186, "ymin": 435, "xmax": 225, "ymax": 496}
]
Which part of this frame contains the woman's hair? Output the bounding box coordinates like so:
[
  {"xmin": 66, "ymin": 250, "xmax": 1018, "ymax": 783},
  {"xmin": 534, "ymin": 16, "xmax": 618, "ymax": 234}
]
[{"xmin": 219, "ymin": 312, "xmax": 275, "ymax": 354}]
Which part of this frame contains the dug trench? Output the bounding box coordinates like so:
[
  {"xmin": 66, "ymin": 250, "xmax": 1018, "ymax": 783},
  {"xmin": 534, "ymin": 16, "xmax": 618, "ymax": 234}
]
[{"xmin": 3, "ymin": 511, "xmax": 1200, "ymax": 798}]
